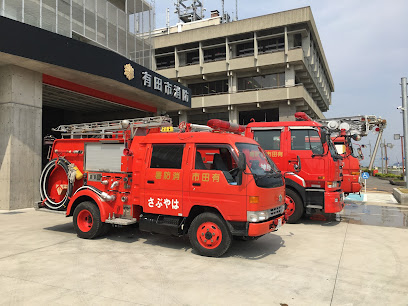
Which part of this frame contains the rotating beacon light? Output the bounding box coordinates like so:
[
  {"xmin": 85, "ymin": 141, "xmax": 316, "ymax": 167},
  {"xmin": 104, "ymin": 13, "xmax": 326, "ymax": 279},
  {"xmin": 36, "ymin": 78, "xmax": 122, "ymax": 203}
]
[{"xmin": 207, "ymin": 119, "xmax": 245, "ymax": 134}]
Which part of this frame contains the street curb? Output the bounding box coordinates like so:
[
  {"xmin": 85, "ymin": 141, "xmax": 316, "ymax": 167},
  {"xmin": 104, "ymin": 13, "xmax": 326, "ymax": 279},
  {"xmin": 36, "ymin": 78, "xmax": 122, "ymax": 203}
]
[{"xmin": 392, "ymin": 188, "xmax": 408, "ymax": 205}]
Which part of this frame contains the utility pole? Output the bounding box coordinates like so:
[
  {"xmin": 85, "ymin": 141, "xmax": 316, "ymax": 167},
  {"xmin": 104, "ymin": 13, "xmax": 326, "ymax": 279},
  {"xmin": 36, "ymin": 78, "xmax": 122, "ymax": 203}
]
[
  {"xmin": 402, "ymin": 77, "xmax": 408, "ymax": 188},
  {"xmin": 384, "ymin": 139, "xmax": 388, "ymax": 174},
  {"xmin": 381, "ymin": 142, "xmax": 384, "ymax": 174}
]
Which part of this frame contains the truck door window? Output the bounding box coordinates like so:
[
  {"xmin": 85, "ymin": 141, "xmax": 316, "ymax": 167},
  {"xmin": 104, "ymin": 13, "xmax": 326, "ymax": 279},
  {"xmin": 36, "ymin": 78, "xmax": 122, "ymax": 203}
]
[
  {"xmin": 291, "ymin": 129, "xmax": 323, "ymax": 154},
  {"xmin": 195, "ymin": 146, "xmax": 237, "ymax": 184},
  {"xmin": 150, "ymin": 145, "xmax": 184, "ymax": 169},
  {"xmin": 253, "ymin": 130, "xmax": 281, "ymax": 150}
]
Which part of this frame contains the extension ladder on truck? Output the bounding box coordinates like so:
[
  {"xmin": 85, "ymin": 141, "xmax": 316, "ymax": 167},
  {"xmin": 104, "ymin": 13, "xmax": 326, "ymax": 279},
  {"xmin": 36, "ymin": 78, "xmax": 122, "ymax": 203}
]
[{"xmin": 52, "ymin": 115, "xmax": 172, "ymax": 138}]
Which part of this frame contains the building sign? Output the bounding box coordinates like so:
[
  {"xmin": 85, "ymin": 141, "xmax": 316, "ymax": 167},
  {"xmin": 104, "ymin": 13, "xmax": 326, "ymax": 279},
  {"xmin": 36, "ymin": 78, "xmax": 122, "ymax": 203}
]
[
  {"xmin": 124, "ymin": 64, "xmax": 135, "ymax": 80},
  {"xmin": 141, "ymin": 70, "xmax": 190, "ymax": 104},
  {"xmin": 122, "ymin": 63, "xmax": 191, "ymax": 107}
]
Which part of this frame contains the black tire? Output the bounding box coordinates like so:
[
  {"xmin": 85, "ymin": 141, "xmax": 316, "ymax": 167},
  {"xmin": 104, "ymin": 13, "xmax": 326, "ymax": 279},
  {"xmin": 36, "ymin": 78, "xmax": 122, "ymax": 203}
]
[
  {"xmin": 285, "ymin": 189, "xmax": 304, "ymax": 224},
  {"xmin": 100, "ymin": 223, "xmax": 112, "ymax": 236},
  {"xmin": 73, "ymin": 201, "xmax": 104, "ymax": 239},
  {"xmin": 188, "ymin": 212, "xmax": 232, "ymax": 257}
]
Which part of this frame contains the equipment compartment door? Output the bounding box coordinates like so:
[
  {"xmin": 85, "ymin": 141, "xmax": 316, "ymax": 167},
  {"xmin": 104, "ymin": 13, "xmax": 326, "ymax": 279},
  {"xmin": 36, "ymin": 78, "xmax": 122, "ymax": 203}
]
[{"xmin": 144, "ymin": 144, "xmax": 185, "ymax": 216}]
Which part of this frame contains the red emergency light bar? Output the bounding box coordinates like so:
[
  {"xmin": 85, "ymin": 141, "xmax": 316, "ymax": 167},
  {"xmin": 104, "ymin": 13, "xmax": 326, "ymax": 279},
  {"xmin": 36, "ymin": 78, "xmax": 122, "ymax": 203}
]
[
  {"xmin": 294, "ymin": 112, "xmax": 313, "ymax": 121},
  {"xmin": 207, "ymin": 119, "xmax": 245, "ymax": 134}
]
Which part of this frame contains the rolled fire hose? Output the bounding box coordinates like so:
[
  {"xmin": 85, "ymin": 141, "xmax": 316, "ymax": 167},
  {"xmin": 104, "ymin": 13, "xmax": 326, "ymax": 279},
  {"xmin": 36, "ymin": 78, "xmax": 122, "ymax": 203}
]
[{"xmin": 39, "ymin": 158, "xmax": 82, "ymax": 210}]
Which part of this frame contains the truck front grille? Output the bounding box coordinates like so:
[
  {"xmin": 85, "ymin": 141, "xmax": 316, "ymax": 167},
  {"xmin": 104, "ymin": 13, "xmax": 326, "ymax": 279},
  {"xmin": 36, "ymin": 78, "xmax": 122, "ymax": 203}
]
[{"xmin": 269, "ymin": 205, "xmax": 285, "ymax": 218}]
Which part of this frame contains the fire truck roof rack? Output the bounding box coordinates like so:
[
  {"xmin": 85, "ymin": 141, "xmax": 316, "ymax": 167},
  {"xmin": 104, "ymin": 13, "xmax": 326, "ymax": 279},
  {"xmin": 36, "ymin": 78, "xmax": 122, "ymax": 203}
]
[
  {"xmin": 53, "ymin": 115, "xmax": 172, "ymax": 139},
  {"xmin": 317, "ymin": 115, "xmax": 387, "ymax": 170},
  {"xmin": 316, "ymin": 115, "xmax": 387, "ymax": 138}
]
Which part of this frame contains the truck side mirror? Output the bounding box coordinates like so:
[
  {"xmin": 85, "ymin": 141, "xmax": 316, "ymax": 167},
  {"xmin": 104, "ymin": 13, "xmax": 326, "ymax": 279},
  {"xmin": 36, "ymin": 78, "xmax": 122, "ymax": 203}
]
[
  {"xmin": 294, "ymin": 155, "xmax": 301, "ymax": 172},
  {"xmin": 320, "ymin": 129, "xmax": 327, "ymax": 144},
  {"xmin": 238, "ymin": 153, "xmax": 246, "ymax": 171},
  {"xmin": 357, "ymin": 147, "xmax": 364, "ymax": 160}
]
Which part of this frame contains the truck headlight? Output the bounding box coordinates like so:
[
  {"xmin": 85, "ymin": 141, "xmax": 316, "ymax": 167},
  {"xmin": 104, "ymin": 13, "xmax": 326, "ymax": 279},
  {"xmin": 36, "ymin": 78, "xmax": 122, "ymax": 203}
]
[
  {"xmin": 247, "ymin": 210, "xmax": 270, "ymax": 223},
  {"xmin": 327, "ymin": 181, "xmax": 338, "ymax": 188}
]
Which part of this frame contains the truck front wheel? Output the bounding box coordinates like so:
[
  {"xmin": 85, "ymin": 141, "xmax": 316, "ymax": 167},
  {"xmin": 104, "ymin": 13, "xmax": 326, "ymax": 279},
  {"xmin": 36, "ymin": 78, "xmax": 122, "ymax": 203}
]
[
  {"xmin": 73, "ymin": 201, "xmax": 103, "ymax": 239},
  {"xmin": 285, "ymin": 189, "xmax": 304, "ymax": 224},
  {"xmin": 189, "ymin": 212, "xmax": 232, "ymax": 257}
]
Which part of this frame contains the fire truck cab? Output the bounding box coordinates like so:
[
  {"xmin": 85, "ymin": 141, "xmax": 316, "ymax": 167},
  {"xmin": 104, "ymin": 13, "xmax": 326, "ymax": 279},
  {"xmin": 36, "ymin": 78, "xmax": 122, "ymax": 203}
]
[
  {"xmin": 245, "ymin": 113, "xmax": 344, "ymax": 223},
  {"xmin": 38, "ymin": 117, "xmax": 286, "ymax": 257},
  {"xmin": 333, "ymin": 136, "xmax": 363, "ymax": 194}
]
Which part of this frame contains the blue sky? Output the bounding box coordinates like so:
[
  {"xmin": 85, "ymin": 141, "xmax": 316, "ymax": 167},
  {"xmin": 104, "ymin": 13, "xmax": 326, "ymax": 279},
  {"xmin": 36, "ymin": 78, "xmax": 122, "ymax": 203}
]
[{"xmin": 154, "ymin": 0, "xmax": 408, "ymax": 167}]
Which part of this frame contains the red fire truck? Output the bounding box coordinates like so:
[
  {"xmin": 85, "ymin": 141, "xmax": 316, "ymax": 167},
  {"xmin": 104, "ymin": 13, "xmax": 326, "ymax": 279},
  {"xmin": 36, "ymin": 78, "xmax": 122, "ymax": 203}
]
[
  {"xmin": 332, "ymin": 137, "xmax": 363, "ymax": 195},
  {"xmin": 317, "ymin": 115, "xmax": 387, "ymax": 195},
  {"xmin": 37, "ymin": 116, "xmax": 287, "ymax": 257},
  {"xmin": 245, "ymin": 112, "xmax": 344, "ymax": 223}
]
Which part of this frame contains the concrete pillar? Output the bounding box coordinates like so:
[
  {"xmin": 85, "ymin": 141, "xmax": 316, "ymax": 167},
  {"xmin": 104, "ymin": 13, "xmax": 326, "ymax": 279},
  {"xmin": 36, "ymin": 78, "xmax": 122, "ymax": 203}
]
[
  {"xmin": 229, "ymin": 107, "xmax": 238, "ymax": 124},
  {"xmin": 285, "ymin": 65, "xmax": 295, "ymax": 87},
  {"xmin": 302, "ymin": 31, "xmax": 311, "ymax": 57},
  {"xmin": 229, "ymin": 72, "xmax": 237, "ymax": 93},
  {"xmin": 179, "ymin": 111, "xmax": 188, "ymax": 123},
  {"xmin": 0, "ymin": 65, "xmax": 42, "ymax": 210},
  {"xmin": 279, "ymin": 101, "xmax": 296, "ymax": 121}
]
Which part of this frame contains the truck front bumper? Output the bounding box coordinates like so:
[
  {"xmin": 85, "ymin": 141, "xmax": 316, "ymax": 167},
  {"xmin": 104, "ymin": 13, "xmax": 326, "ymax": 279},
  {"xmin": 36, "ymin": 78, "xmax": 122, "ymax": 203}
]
[
  {"xmin": 227, "ymin": 215, "xmax": 287, "ymax": 238},
  {"xmin": 324, "ymin": 191, "xmax": 344, "ymax": 213}
]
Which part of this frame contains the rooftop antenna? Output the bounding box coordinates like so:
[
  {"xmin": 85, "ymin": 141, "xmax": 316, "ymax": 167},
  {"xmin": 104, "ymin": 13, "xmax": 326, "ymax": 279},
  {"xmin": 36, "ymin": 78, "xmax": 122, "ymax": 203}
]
[
  {"xmin": 175, "ymin": 0, "xmax": 204, "ymax": 23},
  {"xmin": 152, "ymin": 0, "xmax": 156, "ymax": 29},
  {"xmin": 235, "ymin": 0, "xmax": 238, "ymax": 21},
  {"xmin": 166, "ymin": 8, "xmax": 170, "ymax": 33},
  {"xmin": 221, "ymin": 0, "xmax": 225, "ymax": 23}
]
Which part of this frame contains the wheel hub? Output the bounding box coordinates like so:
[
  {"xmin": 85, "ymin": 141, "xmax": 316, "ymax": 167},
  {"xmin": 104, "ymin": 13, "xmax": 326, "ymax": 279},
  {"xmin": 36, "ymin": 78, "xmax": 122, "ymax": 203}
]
[
  {"xmin": 77, "ymin": 209, "xmax": 93, "ymax": 232},
  {"xmin": 285, "ymin": 196, "xmax": 295, "ymax": 217},
  {"xmin": 196, "ymin": 222, "xmax": 222, "ymax": 249}
]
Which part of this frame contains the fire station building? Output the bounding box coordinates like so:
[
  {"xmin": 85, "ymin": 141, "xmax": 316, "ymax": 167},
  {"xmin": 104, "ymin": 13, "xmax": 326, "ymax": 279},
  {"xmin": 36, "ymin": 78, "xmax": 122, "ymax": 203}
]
[
  {"xmin": 152, "ymin": 6, "xmax": 334, "ymax": 125},
  {"xmin": 0, "ymin": 0, "xmax": 190, "ymax": 210}
]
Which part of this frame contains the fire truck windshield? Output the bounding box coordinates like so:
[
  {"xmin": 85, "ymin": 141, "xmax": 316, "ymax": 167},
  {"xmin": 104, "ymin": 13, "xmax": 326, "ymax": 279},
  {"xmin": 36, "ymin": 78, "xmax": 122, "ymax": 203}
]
[{"xmin": 235, "ymin": 143, "xmax": 283, "ymax": 188}]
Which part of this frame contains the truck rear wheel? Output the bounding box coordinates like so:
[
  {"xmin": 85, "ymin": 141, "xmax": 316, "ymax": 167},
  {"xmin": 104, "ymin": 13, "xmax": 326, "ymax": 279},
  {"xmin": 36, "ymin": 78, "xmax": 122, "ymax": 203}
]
[
  {"xmin": 188, "ymin": 212, "xmax": 232, "ymax": 257},
  {"xmin": 285, "ymin": 189, "xmax": 304, "ymax": 224},
  {"xmin": 73, "ymin": 201, "xmax": 103, "ymax": 239}
]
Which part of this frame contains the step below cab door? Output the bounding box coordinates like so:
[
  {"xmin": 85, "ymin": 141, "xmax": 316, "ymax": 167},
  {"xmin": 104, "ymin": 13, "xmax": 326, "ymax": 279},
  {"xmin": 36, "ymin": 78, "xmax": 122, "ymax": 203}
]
[{"xmin": 144, "ymin": 144, "xmax": 185, "ymax": 217}]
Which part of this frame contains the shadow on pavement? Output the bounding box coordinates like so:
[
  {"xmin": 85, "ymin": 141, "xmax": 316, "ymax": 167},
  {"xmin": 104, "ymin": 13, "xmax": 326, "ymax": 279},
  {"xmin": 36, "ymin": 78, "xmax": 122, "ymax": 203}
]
[
  {"xmin": 44, "ymin": 222, "xmax": 285, "ymax": 259},
  {"xmin": 44, "ymin": 222, "xmax": 75, "ymax": 234}
]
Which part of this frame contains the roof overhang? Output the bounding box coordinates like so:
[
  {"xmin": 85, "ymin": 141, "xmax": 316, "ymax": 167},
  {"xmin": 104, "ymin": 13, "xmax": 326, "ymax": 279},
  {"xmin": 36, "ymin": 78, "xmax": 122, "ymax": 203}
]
[{"xmin": 0, "ymin": 16, "xmax": 191, "ymax": 113}]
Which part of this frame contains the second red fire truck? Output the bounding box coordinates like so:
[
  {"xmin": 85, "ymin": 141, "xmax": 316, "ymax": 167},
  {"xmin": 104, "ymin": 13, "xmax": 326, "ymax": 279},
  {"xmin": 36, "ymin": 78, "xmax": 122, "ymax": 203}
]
[{"xmin": 245, "ymin": 112, "xmax": 344, "ymax": 223}]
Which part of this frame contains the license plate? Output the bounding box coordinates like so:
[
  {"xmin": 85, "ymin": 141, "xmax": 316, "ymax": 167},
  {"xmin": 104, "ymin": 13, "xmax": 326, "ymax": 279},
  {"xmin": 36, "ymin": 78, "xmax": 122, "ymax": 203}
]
[{"xmin": 276, "ymin": 218, "xmax": 282, "ymax": 229}]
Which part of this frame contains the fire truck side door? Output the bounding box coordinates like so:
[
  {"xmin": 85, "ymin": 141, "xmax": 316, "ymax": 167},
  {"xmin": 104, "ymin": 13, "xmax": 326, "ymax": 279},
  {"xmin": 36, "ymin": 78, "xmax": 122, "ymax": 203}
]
[
  {"xmin": 288, "ymin": 127, "xmax": 325, "ymax": 187},
  {"xmin": 144, "ymin": 144, "xmax": 185, "ymax": 216},
  {"xmin": 186, "ymin": 144, "xmax": 246, "ymax": 220}
]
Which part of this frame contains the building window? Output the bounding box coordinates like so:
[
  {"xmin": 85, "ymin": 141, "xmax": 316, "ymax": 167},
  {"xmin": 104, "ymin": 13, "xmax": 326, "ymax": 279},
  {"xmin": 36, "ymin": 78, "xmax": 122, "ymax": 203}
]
[
  {"xmin": 238, "ymin": 73, "xmax": 285, "ymax": 91},
  {"xmin": 236, "ymin": 42, "xmax": 254, "ymax": 57},
  {"xmin": 253, "ymin": 130, "xmax": 281, "ymax": 150},
  {"xmin": 156, "ymin": 55, "xmax": 175, "ymax": 69},
  {"xmin": 189, "ymin": 80, "xmax": 229, "ymax": 96},
  {"xmin": 186, "ymin": 50, "xmax": 199, "ymax": 65},
  {"xmin": 294, "ymin": 34, "xmax": 302, "ymax": 48},
  {"xmin": 258, "ymin": 37, "xmax": 284, "ymax": 54},
  {"xmin": 204, "ymin": 47, "xmax": 226, "ymax": 62},
  {"xmin": 150, "ymin": 145, "xmax": 184, "ymax": 169}
]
